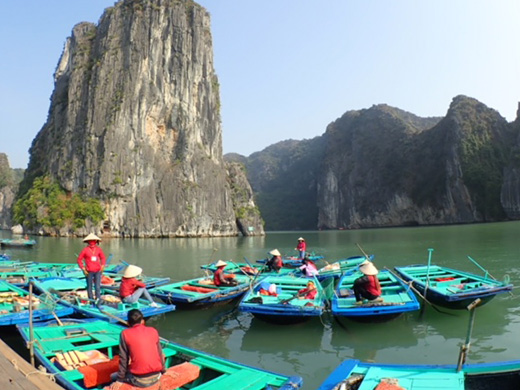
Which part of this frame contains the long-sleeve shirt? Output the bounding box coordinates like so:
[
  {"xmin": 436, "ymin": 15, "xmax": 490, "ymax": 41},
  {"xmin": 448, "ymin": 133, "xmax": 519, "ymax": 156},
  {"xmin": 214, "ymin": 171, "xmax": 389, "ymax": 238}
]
[
  {"xmin": 77, "ymin": 245, "xmax": 106, "ymax": 272},
  {"xmin": 120, "ymin": 277, "xmax": 146, "ymax": 298}
]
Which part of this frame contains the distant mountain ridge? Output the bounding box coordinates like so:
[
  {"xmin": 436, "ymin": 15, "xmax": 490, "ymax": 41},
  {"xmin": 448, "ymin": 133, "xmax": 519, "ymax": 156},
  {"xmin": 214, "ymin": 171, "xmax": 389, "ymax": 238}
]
[{"xmin": 228, "ymin": 96, "xmax": 520, "ymax": 230}]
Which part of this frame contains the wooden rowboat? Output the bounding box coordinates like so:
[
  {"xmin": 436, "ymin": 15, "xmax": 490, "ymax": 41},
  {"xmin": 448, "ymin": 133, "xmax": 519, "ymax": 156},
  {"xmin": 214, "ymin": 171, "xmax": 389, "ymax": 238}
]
[
  {"xmin": 238, "ymin": 275, "xmax": 326, "ymax": 324},
  {"xmin": 0, "ymin": 238, "xmax": 36, "ymax": 248},
  {"xmin": 394, "ymin": 264, "xmax": 513, "ymax": 309},
  {"xmin": 331, "ymin": 269, "xmax": 420, "ymax": 322},
  {"xmin": 149, "ymin": 274, "xmax": 252, "ymax": 309},
  {"xmin": 0, "ymin": 280, "xmax": 73, "ymax": 326},
  {"xmin": 317, "ymin": 358, "xmax": 520, "ymax": 390},
  {"xmin": 32, "ymin": 277, "xmax": 175, "ymax": 323},
  {"xmin": 17, "ymin": 319, "xmax": 303, "ymax": 390}
]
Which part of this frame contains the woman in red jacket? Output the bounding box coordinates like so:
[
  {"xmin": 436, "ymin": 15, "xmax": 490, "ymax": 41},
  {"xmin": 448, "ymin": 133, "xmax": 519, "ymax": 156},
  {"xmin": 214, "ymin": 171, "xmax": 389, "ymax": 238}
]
[
  {"xmin": 353, "ymin": 261, "xmax": 383, "ymax": 304},
  {"xmin": 77, "ymin": 233, "xmax": 106, "ymax": 302},
  {"xmin": 295, "ymin": 237, "xmax": 307, "ymax": 259},
  {"xmin": 119, "ymin": 265, "xmax": 159, "ymax": 307}
]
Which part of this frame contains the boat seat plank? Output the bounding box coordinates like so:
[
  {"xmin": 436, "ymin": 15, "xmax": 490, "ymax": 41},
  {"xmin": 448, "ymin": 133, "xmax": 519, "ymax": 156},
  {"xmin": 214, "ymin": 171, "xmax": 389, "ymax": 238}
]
[
  {"xmin": 190, "ymin": 357, "xmax": 240, "ymax": 374},
  {"xmin": 357, "ymin": 367, "xmax": 464, "ymax": 390},
  {"xmin": 192, "ymin": 369, "xmax": 270, "ymax": 390}
]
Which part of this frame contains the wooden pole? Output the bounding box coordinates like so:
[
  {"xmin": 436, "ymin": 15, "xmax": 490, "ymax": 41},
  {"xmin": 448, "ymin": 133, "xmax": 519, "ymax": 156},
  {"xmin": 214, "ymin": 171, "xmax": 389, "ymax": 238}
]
[
  {"xmin": 28, "ymin": 282, "xmax": 35, "ymax": 367},
  {"xmin": 457, "ymin": 298, "xmax": 481, "ymax": 371},
  {"xmin": 419, "ymin": 248, "xmax": 434, "ymax": 318}
]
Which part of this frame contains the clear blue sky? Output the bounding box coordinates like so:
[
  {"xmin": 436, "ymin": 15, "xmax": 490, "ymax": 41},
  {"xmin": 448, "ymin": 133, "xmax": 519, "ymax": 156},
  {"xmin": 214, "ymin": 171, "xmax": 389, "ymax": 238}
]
[{"xmin": 1, "ymin": 1, "xmax": 519, "ymax": 169}]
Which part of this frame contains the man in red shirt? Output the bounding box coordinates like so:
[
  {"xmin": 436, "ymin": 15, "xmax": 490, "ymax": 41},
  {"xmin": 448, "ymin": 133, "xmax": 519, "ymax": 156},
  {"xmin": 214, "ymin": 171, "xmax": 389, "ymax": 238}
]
[
  {"xmin": 353, "ymin": 261, "xmax": 383, "ymax": 304},
  {"xmin": 119, "ymin": 265, "xmax": 159, "ymax": 307},
  {"xmin": 77, "ymin": 233, "xmax": 106, "ymax": 302},
  {"xmin": 117, "ymin": 309, "xmax": 165, "ymax": 386}
]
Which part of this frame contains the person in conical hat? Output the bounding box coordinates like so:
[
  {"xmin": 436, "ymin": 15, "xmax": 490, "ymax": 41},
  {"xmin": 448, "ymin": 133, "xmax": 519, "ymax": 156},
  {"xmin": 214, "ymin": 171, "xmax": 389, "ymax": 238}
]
[
  {"xmin": 266, "ymin": 249, "xmax": 283, "ymax": 273},
  {"xmin": 213, "ymin": 260, "xmax": 238, "ymax": 287},
  {"xmin": 353, "ymin": 261, "xmax": 383, "ymax": 304},
  {"xmin": 120, "ymin": 265, "xmax": 159, "ymax": 307},
  {"xmin": 295, "ymin": 237, "xmax": 307, "ymax": 260},
  {"xmin": 77, "ymin": 233, "xmax": 106, "ymax": 302}
]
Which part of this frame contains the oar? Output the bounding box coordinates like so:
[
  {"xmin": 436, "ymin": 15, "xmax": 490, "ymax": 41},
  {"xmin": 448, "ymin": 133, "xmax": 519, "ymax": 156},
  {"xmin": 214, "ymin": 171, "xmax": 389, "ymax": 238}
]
[
  {"xmin": 228, "ymin": 260, "xmax": 253, "ymax": 281},
  {"xmin": 356, "ymin": 243, "xmax": 372, "ymax": 262},
  {"xmin": 467, "ymin": 255, "xmax": 514, "ymax": 296},
  {"xmin": 279, "ymin": 287, "xmax": 317, "ymax": 304},
  {"xmin": 384, "ymin": 267, "xmax": 455, "ymax": 316},
  {"xmin": 419, "ymin": 248, "xmax": 434, "ymax": 319}
]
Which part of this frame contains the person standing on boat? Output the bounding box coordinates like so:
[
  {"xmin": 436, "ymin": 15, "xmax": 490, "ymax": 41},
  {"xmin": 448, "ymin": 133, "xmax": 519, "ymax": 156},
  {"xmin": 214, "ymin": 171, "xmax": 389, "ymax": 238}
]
[
  {"xmin": 266, "ymin": 249, "xmax": 283, "ymax": 273},
  {"xmin": 295, "ymin": 237, "xmax": 307, "ymax": 259},
  {"xmin": 353, "ymin": 261, "xmax": 383, "ymax": 304},
  {"xmin": 213, "ymin": 260, "xmax": 238, "ymax": 286},
  {"xmin": 120, "ymin": 265, "xmax": 159, "ymax": 307},
  {"xmin": 116, "ymin": 309, "xmax": 165, "ymax": 387},
  {"xmin": 77, "ymin": 233, "xmax": 106, "ymax": 302},
  {"xmin": 299, "ymin": 257, "xmax": 319, "ymax": 277}
]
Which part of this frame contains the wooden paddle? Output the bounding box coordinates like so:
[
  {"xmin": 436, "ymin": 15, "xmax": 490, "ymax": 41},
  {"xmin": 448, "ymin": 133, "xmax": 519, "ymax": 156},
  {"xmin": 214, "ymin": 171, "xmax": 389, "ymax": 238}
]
[{"xmin": 279, "ymin": 287, "xmax": 317, "ymax": 304}]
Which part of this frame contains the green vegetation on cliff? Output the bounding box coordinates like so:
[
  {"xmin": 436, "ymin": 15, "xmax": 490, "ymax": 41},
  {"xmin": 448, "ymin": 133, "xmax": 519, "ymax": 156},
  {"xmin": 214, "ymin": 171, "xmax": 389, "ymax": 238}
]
[{"xmin": 13, "ymin": 176, "xmax": 105, "ymax": 230}]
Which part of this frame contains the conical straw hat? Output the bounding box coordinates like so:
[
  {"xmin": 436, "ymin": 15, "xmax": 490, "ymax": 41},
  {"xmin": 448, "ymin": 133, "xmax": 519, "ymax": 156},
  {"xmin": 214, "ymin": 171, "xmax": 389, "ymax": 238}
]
[
  {"xmin": 123, "ymin": 265, "xmax": 143, "ymax": 278},
  {"xmin": 83, "ymin": 233, "xmax": 101, "ymax": 242}
]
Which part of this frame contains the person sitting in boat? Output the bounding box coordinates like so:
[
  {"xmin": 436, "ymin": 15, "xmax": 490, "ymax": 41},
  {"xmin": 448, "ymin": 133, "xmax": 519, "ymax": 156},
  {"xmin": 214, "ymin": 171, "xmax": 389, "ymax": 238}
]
[
  {"xmin": 120, "ymin": 265, "xmax": 159, "ymax": 307},
  {"xmin": 299, "ymin": 257, "xmax": 319, "ymax": 277},
  {"xmin": 116, "ymin": 309, "xmax": 165, "ymax": 387},
  {"xmin": 298, "ymin": 281, "xmax": 317, "ymax": 299},
  {"xmin": 213, "ymin": 260, "xmax": 238, "ymax": 286},
  {"xmin": 353, "ymin": 261, "xmax": 383, "ymax": 305},
  {"xmin": 266, "ymin": 249, "xmax": 283, "ymax": 272},
  {"xmin": 295, "ymin": 237, "xmax": 307, "ymax": 259},
  {"xmin": 77, "ymin": 233, "xmax": 106, "ymax": 302}
]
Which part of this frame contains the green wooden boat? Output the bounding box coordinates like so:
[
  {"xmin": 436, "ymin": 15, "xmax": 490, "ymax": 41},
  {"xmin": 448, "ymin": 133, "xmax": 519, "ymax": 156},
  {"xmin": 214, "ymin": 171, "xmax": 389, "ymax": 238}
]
[
  {"xmin": 32, "ymin": 277, "xmax": 175, "ymax": 323},
  {"xmin": 239, "ymin": 275, "xmax": 326, "ymax": 324},
  {"xmin": 0, "ymin": 238, "xmax": 36, "ymax": 248},
  {"xmin": 0, "ymin": 280, "xmax": 74, "ymax": 326},
  {"xmin": 317, "ymin": 358, "xmax": 520, "ymax": 390},
  {"xmin": 149, "ymin": 273, "xmax": 253, "ymax": 309},
  {"xmin": 394, "ymin": 264, "xmax": 513, "ymax": 309},
  {"xmin": 17, "ymin": 319, "xmax": 303, "ymax": 390},
  {"xmin": 331, "ymin": 269, "xmax": 420, "ymax": 322}
]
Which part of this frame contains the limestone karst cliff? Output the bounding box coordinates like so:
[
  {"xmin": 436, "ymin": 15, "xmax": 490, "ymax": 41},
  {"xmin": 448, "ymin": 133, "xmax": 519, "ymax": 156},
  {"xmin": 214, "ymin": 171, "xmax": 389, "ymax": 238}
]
[
  {"xmin": 501, "ymin": 103, "xmax": 520, "ymax": 218},
  {"xmin": 237, "ymin": 96, "xmax": 519, "ymax": 230},
  {"xmin": 18, "ymin": 0, "xmax": 264, "ymax": 237},
  {"xmin": 0, "ymin": 153, "xmax": 15, "ymax": 229}
]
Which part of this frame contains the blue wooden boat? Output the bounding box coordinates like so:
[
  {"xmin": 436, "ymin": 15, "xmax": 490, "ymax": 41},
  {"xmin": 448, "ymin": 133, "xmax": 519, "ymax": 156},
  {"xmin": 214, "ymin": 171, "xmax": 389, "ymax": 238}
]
[
  {"xmin": 0, "ymin": 238, "xmax": 36, "ymax": 248},
  {"xmin": 239, "ymin": 275, "xmax": 326, "ymax": 324},
  {"xmin": 201, "ymin": 261, "xmax": 295, "ymax": 277},
  {"xmin": 394, "ymin": 264, "xmax": 513, "ymax": 309},
  {"xmin": 17, "ymin": 319, "xmax": 303, "ymax": 390},
  {"xmin": 331, "ymin": 269, "xmax": 420, "ymax": 322},
  {"xmin": 32, "ymin": 277, "xmax": 175, "ymax": 323},
  {"xmin": 149, "ymin": 274, "xmax": 252, "ymax": 309},
  {"xmin": 317, "ymin": 358, "xmax": 520, "ymax": 390},
  {"xmin": 0, "ymin": 280, "xmax": 73, "ymax": 325}
]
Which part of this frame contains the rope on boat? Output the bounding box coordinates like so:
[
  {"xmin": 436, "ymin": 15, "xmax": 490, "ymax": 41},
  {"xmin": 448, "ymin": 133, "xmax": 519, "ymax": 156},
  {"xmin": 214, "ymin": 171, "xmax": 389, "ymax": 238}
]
[{"xmin": 10, "ymin": 358, "xmax": 58, "ymax": 381}]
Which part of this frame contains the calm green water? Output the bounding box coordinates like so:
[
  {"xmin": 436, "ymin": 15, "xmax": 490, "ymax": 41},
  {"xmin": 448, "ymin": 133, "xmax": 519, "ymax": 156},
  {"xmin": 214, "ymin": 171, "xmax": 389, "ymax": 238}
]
[{"xmin": 2, "ymin": 222, "xmax": 520, "ymax": 390}]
